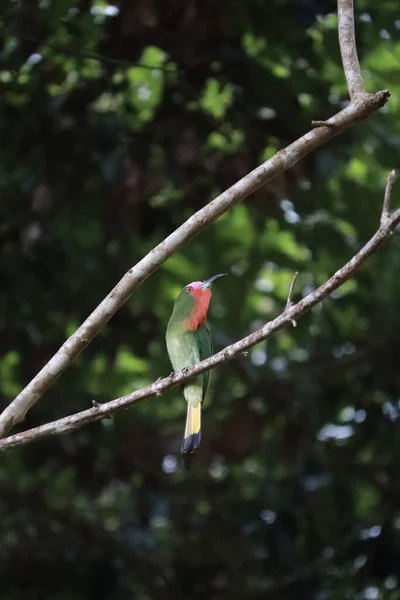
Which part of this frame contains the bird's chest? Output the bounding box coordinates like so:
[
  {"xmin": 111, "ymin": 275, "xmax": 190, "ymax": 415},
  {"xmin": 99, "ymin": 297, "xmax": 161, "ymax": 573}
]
[{"xmin": 166, "ymin": 331, "xmax": 200, "ymax": 372}]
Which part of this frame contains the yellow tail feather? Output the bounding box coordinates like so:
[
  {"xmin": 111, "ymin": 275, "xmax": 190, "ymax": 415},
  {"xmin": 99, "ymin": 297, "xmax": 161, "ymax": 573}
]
[{"xmin": 181, "ymin": 403, "xmax": 202, "ymax": 454}]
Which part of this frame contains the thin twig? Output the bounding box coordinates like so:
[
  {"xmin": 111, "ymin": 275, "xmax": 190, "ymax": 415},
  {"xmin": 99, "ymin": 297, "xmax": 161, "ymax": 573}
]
[
  {"xmin": 19, "ymin": 33, "xmax": 175, "ymax": 73},
  {"xmin": 337, "ymin": 0, "xmax": 366, "ymax": 99},
  {"xmin": 286, "ymin": 272, "xmax": 299, "ymax": 308},
  {"xmin": 285, "ymin": 271, "xmax": 299, "ymax": 327},
  {"xmin": 381, "ymin": 169, "xmax": 396, "ymax": 225},
  {"xmin": 0, "ymin": 174, "xmax": 398, "ymax": 450}
]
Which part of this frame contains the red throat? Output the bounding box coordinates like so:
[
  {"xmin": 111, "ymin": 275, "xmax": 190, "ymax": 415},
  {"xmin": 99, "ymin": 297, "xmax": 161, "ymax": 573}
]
[{"xmin": 184, "ymin": 289, "xmax": 212, "ymax": 331}]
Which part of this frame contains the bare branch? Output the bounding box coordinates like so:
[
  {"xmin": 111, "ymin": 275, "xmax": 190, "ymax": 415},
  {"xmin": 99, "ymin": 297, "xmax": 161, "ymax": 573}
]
[
  {"xmin": 286, "ymin": 272, "xmax": 299, "ymax": 308},
  {"xmin": 285, "ymin": 271, "xmax": 299, "ymax": 327},
  {"xmin": 1, "ymin": 180, "xmax": 398, "ymax": 450},
  {"xmin": 338, "ymin": 0, "xmax": 366, "ymax": 99},
  {"xmin": 0, "ymin": 89, "xmax": 390, "ymax": 440},
  {"xmin": 381, "ymin": 169, "xmax": 396, "ymax": 225}
]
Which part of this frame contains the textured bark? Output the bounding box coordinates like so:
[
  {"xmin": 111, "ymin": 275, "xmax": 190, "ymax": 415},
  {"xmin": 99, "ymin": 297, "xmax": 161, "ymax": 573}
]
[{"xmin": 338, "ymin": 0, "xmax": 365, "ymax": 99}]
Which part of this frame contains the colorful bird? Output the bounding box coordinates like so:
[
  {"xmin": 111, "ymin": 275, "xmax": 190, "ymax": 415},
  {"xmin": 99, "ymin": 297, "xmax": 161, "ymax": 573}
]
[{"xmin": 166, "ymin": 274, "xmax": 226, "ymax": 454}]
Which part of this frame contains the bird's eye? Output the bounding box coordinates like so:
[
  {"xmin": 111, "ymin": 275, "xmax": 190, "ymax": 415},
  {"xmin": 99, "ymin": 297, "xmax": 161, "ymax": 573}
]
[{"xmin": 186, "ymin": 286, "xmax": 192, "ymax": 293}]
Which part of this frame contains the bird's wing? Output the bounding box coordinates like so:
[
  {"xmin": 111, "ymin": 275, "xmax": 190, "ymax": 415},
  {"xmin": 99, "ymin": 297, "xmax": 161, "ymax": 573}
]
[{"xmin": 198, "ymin": 323, "xmax": 213, "ymax": 403}]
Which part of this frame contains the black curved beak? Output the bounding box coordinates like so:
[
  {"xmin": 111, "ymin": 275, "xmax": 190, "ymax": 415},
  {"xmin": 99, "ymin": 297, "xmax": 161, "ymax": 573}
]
[{"xmin": 201, "ymin": 273, "xmax": 227, "ymax": 289}]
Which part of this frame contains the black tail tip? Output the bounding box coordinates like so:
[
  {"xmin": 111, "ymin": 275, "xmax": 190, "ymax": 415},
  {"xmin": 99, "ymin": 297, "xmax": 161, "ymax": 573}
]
[{"xmin": 180, "ymin": 431, "xmax": 201, "ymax": 455}]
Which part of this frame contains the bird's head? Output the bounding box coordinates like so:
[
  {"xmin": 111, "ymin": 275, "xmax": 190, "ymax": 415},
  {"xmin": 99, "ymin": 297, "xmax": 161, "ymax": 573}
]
[
  {"xmin": 184, "ymin": 273, "xmax": 227, "ymax": 296},
  {"xmin": 173, "ymin": 273, "xmax": 227, "ymax": 331}
]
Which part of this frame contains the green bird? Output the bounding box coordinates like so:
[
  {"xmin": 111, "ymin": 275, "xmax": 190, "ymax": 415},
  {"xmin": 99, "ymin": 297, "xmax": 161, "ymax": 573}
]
[{"xmin": 166, "ymin": 274, "xmax": 226, "ymax": 454}]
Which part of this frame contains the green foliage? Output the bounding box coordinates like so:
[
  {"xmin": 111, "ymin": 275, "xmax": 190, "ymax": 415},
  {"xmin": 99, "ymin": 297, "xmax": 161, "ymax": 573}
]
[
  {"xmin": 1, "ymin": 1, "xmax": 400, "ymax": 599},
  {"xmin": 201, "ymin": 78, "xmax": 234, "ymax": 119},
  {"xmin": 126, "ymin": 46, "xmax": 167, "ymax": 123}
]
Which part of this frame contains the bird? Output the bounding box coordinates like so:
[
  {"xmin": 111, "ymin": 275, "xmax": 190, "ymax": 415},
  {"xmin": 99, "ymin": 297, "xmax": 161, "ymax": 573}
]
[{"xmin": 166, "ymin": 274, "xmax": 226, "ymax": 455}]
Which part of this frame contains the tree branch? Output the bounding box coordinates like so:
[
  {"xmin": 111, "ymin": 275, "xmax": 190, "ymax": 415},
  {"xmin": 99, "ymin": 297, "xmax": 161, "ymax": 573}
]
[
  {"xmin": 0, "ymin": 171, "xmax": 397, "ymax": 450},
  {"xmin": 338, "ymin": 0, "xmax": 366, "ymax": 99},
  {"xmin": 285, "ymin": 271, "xmax": 299, "ymax": 327},
  {"xmin": 0, "ymin": 0, "xmax": 390, "ymax": 439},
  {"xmin": 381, "ymin": 169, "xmax": 396, "ymax": 225}
]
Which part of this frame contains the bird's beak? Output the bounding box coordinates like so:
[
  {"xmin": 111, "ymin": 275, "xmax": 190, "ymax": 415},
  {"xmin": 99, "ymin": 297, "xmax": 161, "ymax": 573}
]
[{"xmin": 201, "ymin": 273, "xmax": 227, "ymax": 289}]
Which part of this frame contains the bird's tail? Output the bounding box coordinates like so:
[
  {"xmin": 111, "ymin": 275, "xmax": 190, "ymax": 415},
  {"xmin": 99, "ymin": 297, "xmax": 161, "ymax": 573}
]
[{"xmin": 181, "ymin": 402, "xmax": 201, "ymax": 454}]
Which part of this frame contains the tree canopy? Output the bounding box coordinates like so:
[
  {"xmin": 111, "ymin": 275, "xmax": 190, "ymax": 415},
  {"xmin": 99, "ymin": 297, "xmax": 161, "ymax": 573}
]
[{"xmin": 2, "ymin": 1, "xmax": 400, "ymax": 598}]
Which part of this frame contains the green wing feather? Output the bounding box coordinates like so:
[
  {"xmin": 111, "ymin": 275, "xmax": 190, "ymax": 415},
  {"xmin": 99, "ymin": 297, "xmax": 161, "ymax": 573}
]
[{"xmin": 196, "ymin": 323, "xmax": 213, "ymax": 403}]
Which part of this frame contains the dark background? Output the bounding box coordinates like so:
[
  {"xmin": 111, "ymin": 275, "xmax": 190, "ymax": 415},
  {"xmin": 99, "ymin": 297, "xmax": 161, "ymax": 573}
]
[{"xmin": 2, "ymin": 0, "xmax": 400, "ymax": 598}]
